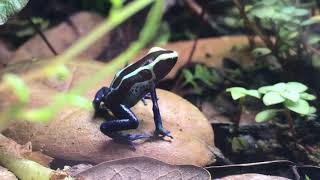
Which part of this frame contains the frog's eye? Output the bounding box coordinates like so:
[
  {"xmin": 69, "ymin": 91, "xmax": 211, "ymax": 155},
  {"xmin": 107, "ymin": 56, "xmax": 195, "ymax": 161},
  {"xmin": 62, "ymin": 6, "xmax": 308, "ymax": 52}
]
[{"xmin": 148, "ymin": 47, "xmax": 166, "ymax": 54}]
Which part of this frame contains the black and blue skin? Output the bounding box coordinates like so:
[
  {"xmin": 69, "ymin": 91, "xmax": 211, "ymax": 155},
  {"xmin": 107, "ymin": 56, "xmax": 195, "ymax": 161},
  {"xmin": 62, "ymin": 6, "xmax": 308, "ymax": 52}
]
[{"xmin": 93, "ymin": 47, "xmax": 178, "ymax": 143}]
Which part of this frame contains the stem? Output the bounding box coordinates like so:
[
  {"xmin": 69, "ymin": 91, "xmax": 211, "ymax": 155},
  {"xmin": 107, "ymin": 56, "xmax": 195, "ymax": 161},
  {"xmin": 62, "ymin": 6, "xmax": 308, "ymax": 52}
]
[
  {"xmin": 28, "ymin": 17, "xmax": 58, "ymax": 56},
  {"xmin": 234, "ymin": 97, "xmax": 244, "ymax": 132},
  {"xmin": 0, "ymin": 0, "xmax": 154, "ymax": 93},
  {"xmin": 283, "ymin": 108, "xmax": 297, "ymax": 138},
  {"xmin": 233, "ymin": 0, "xmax": 275, "ymax": 52},
  {"xmin": 0, "ymin": 134, "xmax": 72, "ymax": 180}
]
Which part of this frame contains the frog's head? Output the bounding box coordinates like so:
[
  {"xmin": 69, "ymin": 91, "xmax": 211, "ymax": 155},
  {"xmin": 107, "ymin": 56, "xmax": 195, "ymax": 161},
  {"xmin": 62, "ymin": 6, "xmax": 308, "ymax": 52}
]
[{"xmin": 147, "ymin": 47, "xmax": 178, "ymax": 81}]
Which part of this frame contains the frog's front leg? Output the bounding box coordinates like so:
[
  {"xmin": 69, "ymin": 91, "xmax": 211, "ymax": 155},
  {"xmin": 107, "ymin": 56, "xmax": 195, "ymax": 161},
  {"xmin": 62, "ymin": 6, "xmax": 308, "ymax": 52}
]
[
  {"xmin": 93, "ymin": 87, "xmax": 110, "ymax": 114},
  {"xmin": 151, "ymin": 88, "xmax": 173, "ymax": 139},
  {"xmin": 100, "ymin": 104, "xmax": 150, "ymax": 142}
]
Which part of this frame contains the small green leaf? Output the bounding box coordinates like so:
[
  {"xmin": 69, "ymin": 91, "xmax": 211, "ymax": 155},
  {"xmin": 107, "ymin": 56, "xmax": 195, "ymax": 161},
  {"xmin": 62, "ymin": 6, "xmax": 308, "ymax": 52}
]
[
  {"xmin": 110, "ymin": 0, "xmax": 122, "ymax": 8},
  {"xmin": 67, "ymin": 94, "xmax": 92, "ymax": 110},
  {"xmin": 3, "ymin": 73, "xmax": 29, "ymax": 103},
  {"xmin": 231, "ymin": 137, "xmax": 248, "ymax": 153},
  {"xmin": 245, "ymin": 90, "xmax": 261, "ymax": 99},
  {"xmin": 252, "ymin": 47, "xmax": 272, "ymax": 58},
  {"xmin": 308, "ymin": 106, "xmax": 317, "ymax": 114},
  {"xmin": 307, "ymin": 35, "xmax": 320, "ymax": 45},
  {"xmin": 226, "ymin": 87, "xmax": 246, "ymax": 100},
  {"xmin": 21, "ymin": 108, "xmax": 54, "ymax": 122},
  {"xmin": 285, "ymin": 99, "xmax": 310, "ymax": 115},
  {"xmin": 182, "ymin": 69, "xmax": 193, "ymax": 82},
  {"xmin": 292, "ymin": 8, "xmax": 309, "ymax": 16},
  {"xmin": 255, "ymin": 109, "xmax": 280, "ymax": 122},
  {"xmin": 300, "ymin": 92, "xmax": 316, "ymax": 101},
  {"xmin": 0, "ymin": 0, "xmax": 29, "ymax": 25},
  {"xmin": 263, "ymin": 92, "xmax": 285, "ymax": 105},
  {"xmin": 286, "ymin": 82, "xmax": 307, "ymax": 93},
  {"xmin": 258, "ymin": 83, "xmax": 286, "ymax": 94},
  {"xmin": 302, "ymin": 15, "xmax": 320, "ymax": 26},
  {"xmin": 44, "ymin": 64, "xmax": 70, "ymax": 80},
  {"xmin": 282, "ymin": 7, "xmax": 295, "ymax": 14},
  {"xmin": 280, "ymin": 89, "xmax": 300, "ymax": 102},
  {"xmin": 194, "ymin": 64, "xmax": 214, "ymax": 86}
]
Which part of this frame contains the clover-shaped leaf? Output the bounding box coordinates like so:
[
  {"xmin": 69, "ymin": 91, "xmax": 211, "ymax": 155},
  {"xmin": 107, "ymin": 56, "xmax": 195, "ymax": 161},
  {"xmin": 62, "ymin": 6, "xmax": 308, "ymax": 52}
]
[
  {"xmin": 258, "ymin": 82, "xmax": 286, "ymax": 94},
  {"xmin": 226, "ymin": 87, "xmax": 260, "ymax": 100},
  {"xmin": 300, "ymin": 92, "xmax": 316, "ymax": 101},
  {"xmin": 280, "ymin": 89, "xmax": 300, "ymax": 102},
  {"xmin": 302, "ymin": 15, "xmax": 320, "ymax": 26},
  {"xmin": 252, "ymin": 47, "xmax": 272, "ymax": 58},
  {"xmin": 256, "ymin": 109, "xmax": 280, "ymax": 122},
  {"xmin": 286, "ymin": 82, "xmax": 308, "ymax": 93},
  {"xmin": 284, "ymin": 99, "xmax": 310, "ymax": 115},
  {"xmin": 262, "ymin": 92, "xmax": 285, "ymax": 105}
]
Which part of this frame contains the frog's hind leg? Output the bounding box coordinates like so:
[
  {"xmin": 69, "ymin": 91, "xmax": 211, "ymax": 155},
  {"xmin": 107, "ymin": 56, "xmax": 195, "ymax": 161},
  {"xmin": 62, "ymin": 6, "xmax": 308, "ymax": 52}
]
[{"xmin": 100, "ymin": 104, "xmax": 151, "ymax": 142}]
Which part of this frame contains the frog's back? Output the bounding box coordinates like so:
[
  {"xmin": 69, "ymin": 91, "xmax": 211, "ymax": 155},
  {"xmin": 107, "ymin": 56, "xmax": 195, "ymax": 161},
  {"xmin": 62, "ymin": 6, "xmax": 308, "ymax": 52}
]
[
  {"xmin": 108, "ymin": 68, "xmax": 154, "ymax": 107},
  {"xmin": 110, "ymin": 51, "xmax": 170, "ymax": 89}
]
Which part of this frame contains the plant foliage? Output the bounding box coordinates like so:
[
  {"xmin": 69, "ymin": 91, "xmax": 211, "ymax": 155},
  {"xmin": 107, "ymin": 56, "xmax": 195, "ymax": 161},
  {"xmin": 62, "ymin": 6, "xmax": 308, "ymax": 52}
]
[
  {"xmin": 227, "ymin": 82, "xmax": 317, "ymax": 123},
  {"xmin": 0, "ymin": 0, "xmax": 29, "ymax": 25}
]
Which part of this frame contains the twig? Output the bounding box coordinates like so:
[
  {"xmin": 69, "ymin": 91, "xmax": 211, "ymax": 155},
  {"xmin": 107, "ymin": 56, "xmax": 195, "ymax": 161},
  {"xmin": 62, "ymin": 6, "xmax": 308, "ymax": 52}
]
[
  {"xmin": 284, "ymin": 108, "xmax": 297, "ymax": 138},
  {"xmin": 185, "ymin": 0, "xmax": 228, "ymax": 34},
  {"xmin": 233, "ymin": 0, "xmax": 275, "ymax": 51},
  {"xmin": 27, "ymin": 17, "xmax": 58, "ymax": 56}
]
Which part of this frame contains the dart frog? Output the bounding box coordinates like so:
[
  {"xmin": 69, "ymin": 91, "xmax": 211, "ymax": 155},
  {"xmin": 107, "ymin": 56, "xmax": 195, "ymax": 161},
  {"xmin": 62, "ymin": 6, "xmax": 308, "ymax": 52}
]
[{"xmin": 93, "ymin": 47, "xmax": 178, "ymax": 143}]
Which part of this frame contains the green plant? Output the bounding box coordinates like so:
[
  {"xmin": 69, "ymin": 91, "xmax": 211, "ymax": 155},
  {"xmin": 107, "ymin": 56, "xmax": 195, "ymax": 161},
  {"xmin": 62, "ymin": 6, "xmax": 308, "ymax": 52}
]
[
  {"xmin": 182, "ymin": 64, "xmax": 223, "ymax": 94},
  {"xmin": 226, "ymin": 87, "xmax": 260, "ymax": 129},
  {"xmin": 227, "ymin": 82, "xmax": 317, "ymax": 137},
  {"xmin": 234, "ymin": 0, "xmax": 320, "ymax": 65},
  {"xmin": 0, "ymin": 0, "xmax": 29, "ymax": 25},
  {"xmin": 256, "ymin": 82, "xmax": 316, "ymax": 122}
]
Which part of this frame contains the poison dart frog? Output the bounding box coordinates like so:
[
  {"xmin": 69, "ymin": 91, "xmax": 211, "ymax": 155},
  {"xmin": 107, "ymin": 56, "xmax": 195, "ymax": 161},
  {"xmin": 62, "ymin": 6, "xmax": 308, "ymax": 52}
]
[{"xmin": 93, "ymin": 47, "xmax": 178, "ymax": 143}]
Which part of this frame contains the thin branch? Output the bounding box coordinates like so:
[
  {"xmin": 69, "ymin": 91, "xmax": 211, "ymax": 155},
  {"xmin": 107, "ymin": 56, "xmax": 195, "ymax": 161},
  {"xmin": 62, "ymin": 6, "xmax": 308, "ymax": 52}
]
[
  {"xmin": 28, "ymin": 17, "xmax": 58, "ymax": 56},
  {"xmin": 233, "ymin": 0, "xmax": 275, "ymax": 51}
]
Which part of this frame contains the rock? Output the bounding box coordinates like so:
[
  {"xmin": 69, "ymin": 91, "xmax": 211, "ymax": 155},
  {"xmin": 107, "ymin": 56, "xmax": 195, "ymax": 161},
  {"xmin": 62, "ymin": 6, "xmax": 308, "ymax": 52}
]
[
  {"xmin": 3, "ymin": 60, "xmax": 215, "ymax": 166},
  {"xmin": 11, "ymin": 12, "xmax": 110, "ymax": 63}
]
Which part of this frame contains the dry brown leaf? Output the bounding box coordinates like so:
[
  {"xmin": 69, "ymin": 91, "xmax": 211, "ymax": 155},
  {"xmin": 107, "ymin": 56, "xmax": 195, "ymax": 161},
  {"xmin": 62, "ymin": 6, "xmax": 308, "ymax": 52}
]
[
  {"xmin": 137, "ymin": 36, "xmax": 253, "ymax": 79},
  {"xmin": 74, "ymin": 156, "xmax": 210, "ymax": 180},
  {"xmin": 220, "ymin": 173, "xmax": 290, "ymax": 180},
  {"xmin": 3, "ymin": 60, "xmax": 215, "ymax": 166},
  {"xmin": 11, "ymin": 11, "xmax": 110, "ymax": 63}
]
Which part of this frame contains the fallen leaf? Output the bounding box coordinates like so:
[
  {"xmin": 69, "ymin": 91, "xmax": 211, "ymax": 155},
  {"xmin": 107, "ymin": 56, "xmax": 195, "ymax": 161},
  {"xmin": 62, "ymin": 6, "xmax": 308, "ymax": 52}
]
[
  {"xmin": 74, "ymin": 156, "xmax": 210, "ymax": 180},
  {"xmin": 220, "ymin": 173, "xmax": 290, "ymax": 180},
  {"xmin": 10, "ymin": 11, "xmax": 110, "ymax": 63}
]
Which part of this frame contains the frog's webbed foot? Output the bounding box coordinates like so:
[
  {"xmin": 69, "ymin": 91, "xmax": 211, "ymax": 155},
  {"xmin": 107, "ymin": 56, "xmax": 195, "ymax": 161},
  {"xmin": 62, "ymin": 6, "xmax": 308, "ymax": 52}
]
[
  {"xmin": 104, "ymin": 131, "xmax": 151, "ymax": 144},
  {"xmin": 154, "ymin": 127, "xmax": 173, "ymax": 139}
]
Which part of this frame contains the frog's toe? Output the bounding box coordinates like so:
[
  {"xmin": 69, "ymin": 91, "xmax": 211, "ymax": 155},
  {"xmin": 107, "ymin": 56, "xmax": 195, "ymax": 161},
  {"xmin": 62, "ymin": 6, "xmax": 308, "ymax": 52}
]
[
  {"xmin": 103, "ymin": 130, "xmax": 151, "ymax": 143},
  {"xmin": 126, "ymin": 134, "xmax": 151, "ymax": 141},
  {"xmin": 154, "ymin": 128, "xmax": 173, "ymax": 139}
]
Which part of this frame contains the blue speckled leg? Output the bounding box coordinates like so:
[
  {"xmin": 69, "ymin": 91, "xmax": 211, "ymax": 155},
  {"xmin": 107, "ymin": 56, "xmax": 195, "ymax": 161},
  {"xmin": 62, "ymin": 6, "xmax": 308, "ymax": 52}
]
[
  {"xmin": 100, "ymin": 104, "xmax": 150, "ymax": 142},
  {"xmin": 151, "ymin": 88, "xmax": 173, "ymax": 139}
]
